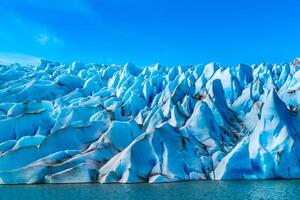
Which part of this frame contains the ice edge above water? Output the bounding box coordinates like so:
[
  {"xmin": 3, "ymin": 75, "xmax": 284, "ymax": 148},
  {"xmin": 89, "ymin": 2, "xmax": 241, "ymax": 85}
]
[{"xmin": 0, "ymin": 59, "xmax": 299, "ymax": 184}]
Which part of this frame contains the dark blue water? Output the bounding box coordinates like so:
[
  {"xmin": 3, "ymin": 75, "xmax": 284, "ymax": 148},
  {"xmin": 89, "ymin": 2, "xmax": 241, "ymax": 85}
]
[{"xmin": 0, "ymin": 180, "xmax": 299, "ymax": 200}]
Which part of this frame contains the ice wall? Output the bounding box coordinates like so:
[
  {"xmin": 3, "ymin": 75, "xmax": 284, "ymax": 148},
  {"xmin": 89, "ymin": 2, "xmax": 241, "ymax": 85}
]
[{"xmin": 0, "ymin": 59, "xmax": 299, "ymax": 184}]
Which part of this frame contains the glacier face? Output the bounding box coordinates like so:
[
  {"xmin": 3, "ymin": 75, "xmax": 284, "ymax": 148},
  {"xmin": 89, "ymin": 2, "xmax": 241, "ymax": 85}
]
[{"xmin": 0, "ymin": 59, "xmax": 299, "ymax": 184}]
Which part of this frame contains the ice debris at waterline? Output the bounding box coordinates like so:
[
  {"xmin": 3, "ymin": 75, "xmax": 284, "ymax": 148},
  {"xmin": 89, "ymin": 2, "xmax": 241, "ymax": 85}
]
[{"xmin": 0, "ymin": 59, "xmax": 300, "ymax": 184}]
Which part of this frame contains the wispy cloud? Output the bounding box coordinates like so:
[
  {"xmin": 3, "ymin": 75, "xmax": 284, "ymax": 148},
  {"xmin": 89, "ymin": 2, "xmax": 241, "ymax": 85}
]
[
  {"xmin": 37, "ymin": 33, "xmax": 63, "ymax": 46},
  {"xmin": 0, "ymin": 52, "xmax": 40, "ymax": 65},
  {"xmin": 0, "ymin": 1, "xmax": 95, "ymax": 61},
  {"xmin": 0, "ymin": 1, "xmax": 70, "ymax": 46},
  {"xmin": 37, "ymin": 34, "xmax": 49, "ymax": 45},
  {"xmin": 0, "ymin": 12, "xmax": 64, "ymax": 51}
]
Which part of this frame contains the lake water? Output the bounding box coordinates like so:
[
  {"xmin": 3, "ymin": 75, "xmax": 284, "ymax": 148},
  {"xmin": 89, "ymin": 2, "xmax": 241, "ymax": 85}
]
[{"xmin": 0, "ymin": 180, "xmax": 299, "ymax": 200}]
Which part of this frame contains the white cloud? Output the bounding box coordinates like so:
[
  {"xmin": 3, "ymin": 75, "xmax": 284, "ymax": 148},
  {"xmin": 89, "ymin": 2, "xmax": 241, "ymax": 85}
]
[
  {"xmin": 0, "ymin": 13, "xmax": 64, "ymax": 48},
  {"xmin": 0, "ymin": 52, "xmax": 40, "ymax": 66},
  {"xmin": 37, "ymin": 33, "xmax": 63, "ymax": 46},
  {"xmin": 37, "ymin": 34, "xmax": 49, "ymax": 45}
]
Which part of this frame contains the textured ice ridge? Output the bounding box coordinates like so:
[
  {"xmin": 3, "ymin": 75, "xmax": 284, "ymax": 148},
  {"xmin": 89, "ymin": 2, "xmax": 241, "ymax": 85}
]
[{"xmin": 0, "ymin": 59, "xmax": 299, "ymax": 184}]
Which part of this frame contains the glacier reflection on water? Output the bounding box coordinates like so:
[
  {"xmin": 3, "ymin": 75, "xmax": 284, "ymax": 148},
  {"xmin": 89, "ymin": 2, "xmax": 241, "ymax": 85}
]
[{"xmin": 0, "ymin": 180, "xmax": 300, "ymax": 200}]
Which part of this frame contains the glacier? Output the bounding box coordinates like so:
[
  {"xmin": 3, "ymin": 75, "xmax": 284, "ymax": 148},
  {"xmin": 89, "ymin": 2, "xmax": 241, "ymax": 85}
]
[{"xmin": 0, "ymin": 59, "xmax": 299, "ymax": 184}]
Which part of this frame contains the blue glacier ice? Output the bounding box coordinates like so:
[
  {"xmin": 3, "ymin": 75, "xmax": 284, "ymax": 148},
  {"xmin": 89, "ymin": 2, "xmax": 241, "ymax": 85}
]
[{"xmin": 0, "ymin": 59, "xmax": 299, "ymax": 184}]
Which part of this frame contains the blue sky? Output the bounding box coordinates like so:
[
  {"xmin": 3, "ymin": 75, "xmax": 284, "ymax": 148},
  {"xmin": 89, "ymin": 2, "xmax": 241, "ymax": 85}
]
[{"xmin": 0, "ymin": 0, "xmax": 300, "ymax": 66}]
